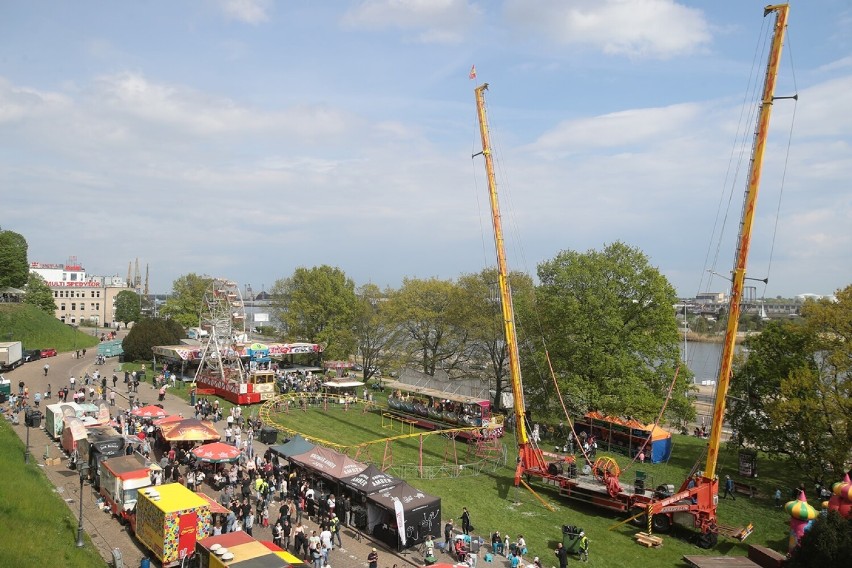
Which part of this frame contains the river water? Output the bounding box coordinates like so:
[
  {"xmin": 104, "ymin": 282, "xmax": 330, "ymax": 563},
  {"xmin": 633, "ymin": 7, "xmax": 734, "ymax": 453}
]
[{"xmin": 681, "ymin": 340, "xmax": 734, "ymax": 384}]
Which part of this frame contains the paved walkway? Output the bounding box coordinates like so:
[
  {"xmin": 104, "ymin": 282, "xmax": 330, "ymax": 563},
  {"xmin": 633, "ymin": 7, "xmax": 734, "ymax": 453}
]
[{"xmin": 5, "ymin": 337, "xmax": 454, "ymax": 568}]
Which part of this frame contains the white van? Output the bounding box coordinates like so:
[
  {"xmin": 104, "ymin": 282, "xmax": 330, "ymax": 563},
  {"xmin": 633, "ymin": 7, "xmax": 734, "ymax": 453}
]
[{"xmin": 187, "ymin": 327, "xmax": 209, "ymax": 340}]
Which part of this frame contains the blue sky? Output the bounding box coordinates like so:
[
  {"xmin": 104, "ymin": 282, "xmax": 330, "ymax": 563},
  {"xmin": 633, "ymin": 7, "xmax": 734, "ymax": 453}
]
[{"xmin": 1, "ymin": 0, "xmax": 850, "ymax": 298}]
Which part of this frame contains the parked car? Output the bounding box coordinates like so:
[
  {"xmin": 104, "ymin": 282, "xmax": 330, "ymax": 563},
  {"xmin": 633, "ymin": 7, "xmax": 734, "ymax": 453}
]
[
  {"xmin": 23, "ymin": 349, "xmax": 42, "ymax": 362},
  {"xmin": 40, "ymin": 348, "xmax": 57, "ymax": 358}
]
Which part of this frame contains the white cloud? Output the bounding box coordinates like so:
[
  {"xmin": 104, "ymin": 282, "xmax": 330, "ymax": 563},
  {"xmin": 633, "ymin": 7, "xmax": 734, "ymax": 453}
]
[
  {"xmin": 342, "ymin": 0, "xmax": 483, "ymax": 44},
  {"xmin": 220, "ymin": 0, "xmax": 271, "ymax": 25},
  {"xmin": 0, "ymin": 78, "xmax": 70, "ymax": 123},
  {"xmin": 816, "ymin": 55, "xmax": 852, "ymax": 73},
  {"xmin": 503, "ymin": 0, "xmax": 712, "ymax": 58},
  {"xmin": 529, "ymin": 102, "xmax": 703, "ymax": 156}
]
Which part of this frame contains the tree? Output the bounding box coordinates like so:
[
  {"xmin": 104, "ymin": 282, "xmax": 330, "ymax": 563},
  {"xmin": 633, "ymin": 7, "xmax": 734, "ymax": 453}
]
[
  {"xmin": 384, "ymin": 277, "xmax": 470, "ymax": 377},
  {"xmin": 353, "ymin": 283, "xmax": 406, "ymax": 381},
  {"xmin": 122, "ymin": 318, "xmax": 184, "ymax": 362},
  {"xmin": 787, "ymin": 511, "xmax": 852, "ymax": 568},
  {"xmin": 114, "ymin": 290, "xmax": 142, "ymax": 327},
  {"xmin": 159, "ymin": 273, "xmax": 212, "ymax": 329},
  {"xmin": 23, "ymin": 272, "xmax": 56, "ymax": 314},
  {"xmin": 727, "ymin": 285, "xmax": 852, "ymax": 482},
  {"xmin": 269, "ymin": 265, "xmax": 358, "ymax": 360},
  {"xmin": 456, "ymin": 268, "xmax": 536, "ymax": 410},
  {"xmin": 533, "ymin": 241, "xmax": 693, "ymax": 424},
  {"xmin": 0, "ymin": 228, "xmax": 29, "ymax": 289}
]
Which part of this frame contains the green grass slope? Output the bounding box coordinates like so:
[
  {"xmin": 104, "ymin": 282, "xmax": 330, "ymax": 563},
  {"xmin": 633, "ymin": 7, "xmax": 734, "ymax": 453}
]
[
  {"xmin": 0, "ymin": 420, "xmax": 106, "ymax": 566},
  {"xmin": 0, "ymin": 303, "xmax": 99, "ymax": 353}
]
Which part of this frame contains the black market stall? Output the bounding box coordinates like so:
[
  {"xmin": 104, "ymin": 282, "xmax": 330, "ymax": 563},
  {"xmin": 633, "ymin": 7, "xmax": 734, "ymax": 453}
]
[{"xmin": 365, "ymin": 481, "xmax": 441, "ymax": 550}]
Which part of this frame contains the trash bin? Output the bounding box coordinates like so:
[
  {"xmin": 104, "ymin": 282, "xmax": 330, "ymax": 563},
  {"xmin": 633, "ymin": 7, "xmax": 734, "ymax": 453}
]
[
  {"xmin": 562, "ymin": 525, "xmax": 584, "ymax": 551},
  {"xmin": 25, "ymin": 410, "xmax": 43, "ymax": 428},
  {"xmin": 260, "ymin": 427, "xmax": 278, "ymax": 445},
  {"xmin": 140, "ymin": 558, "xmax": 150, "ymax": 568}
]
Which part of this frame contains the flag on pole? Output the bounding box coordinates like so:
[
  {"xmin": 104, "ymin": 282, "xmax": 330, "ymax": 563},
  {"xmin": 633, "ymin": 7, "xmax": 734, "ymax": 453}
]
[{"xmin": 469, "ymin": 65, "xmax": 477, "ymax": 80}]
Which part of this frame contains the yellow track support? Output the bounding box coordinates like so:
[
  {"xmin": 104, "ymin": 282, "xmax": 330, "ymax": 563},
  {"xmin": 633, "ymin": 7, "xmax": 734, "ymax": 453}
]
[{"xmin": 519, "ymin": 479, "xmax": 556, "ymax": 512}]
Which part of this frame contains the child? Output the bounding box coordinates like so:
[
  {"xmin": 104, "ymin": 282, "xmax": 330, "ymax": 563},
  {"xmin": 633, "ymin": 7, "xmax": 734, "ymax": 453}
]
[{"xmin": 262, "ymin": 504, "xmax": 270, "ymax": 528}]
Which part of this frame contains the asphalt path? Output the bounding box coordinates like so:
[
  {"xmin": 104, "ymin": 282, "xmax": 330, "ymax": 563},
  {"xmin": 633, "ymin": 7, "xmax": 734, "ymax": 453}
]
[{"xmin": 4, "ymin": 337, "xmax": 453, "ymax": 568}]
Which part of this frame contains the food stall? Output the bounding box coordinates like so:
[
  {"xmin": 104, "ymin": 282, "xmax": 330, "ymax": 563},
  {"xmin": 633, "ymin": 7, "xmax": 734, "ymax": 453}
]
[
  {"xmin": 99, "ymin": 453, "xmax": 159, "ymax": 524},
  {"xmin": 132, "ymin": 483, "xmax": 212, "ymax": 567},
  {"xmin": 196, "ymin": 531, "xmax": 305, "ymax": 568}
]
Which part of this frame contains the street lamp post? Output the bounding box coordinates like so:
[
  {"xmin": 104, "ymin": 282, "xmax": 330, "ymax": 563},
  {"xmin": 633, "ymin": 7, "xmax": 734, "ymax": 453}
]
[{"xmin": 76, "ymin": 463, "xmax": 89, "ymax": 547}]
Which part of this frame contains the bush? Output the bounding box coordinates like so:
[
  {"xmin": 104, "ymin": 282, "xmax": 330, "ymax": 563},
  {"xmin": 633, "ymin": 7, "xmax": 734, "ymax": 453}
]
[
  {"xmin": 787, "ymin": 511, "xmax": 852, "ymax": 568},
  {"xmin": 122, "ymin": 318, "xmax": 183, "ymax": 362}
]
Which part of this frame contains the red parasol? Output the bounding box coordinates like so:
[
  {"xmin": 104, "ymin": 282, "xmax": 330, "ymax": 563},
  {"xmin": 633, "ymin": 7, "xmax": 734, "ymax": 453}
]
[
  {"xmin": 192, "ymin": 441, "xmax": 241, "ymax": 463},
  {"xmin": 132, "ymin": 404, "xmax": 167, "ymax": 418}
]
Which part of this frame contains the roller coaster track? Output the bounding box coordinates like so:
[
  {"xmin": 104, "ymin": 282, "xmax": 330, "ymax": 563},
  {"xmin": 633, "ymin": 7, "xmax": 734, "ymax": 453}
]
[{"xmin": 257, "ymin": 393, "xmax": 506, "ymax": 478}]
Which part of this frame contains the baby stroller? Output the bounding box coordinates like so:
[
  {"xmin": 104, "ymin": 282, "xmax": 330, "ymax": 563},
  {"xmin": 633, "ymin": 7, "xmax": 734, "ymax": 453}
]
[{"xmin": 562, "ymin": 525, "xmax": 589, "ymax": 562}]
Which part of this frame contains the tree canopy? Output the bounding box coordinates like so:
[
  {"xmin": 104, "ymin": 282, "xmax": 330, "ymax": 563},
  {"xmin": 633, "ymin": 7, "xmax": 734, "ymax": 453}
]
[
  {"xmin": 159, "ymin": 273, "xmax": 212, "ymax": 329},
  {"xmin": 456, "ymin": 268, "xmax": 536, "ymax": 410},
  {"xmin": 0, "ymin": 228, "xmax": 29, "ymax": 289},
  {"xmin": 384, "ymin": 277, "xmax": 471, "ymax": 377},
  {"xmin": 114, "ymin": 290, "xmax": 142, "ymax": 327},
  {"xmin": 270, "ymin": 265, "xmax": 357, "ymax": 360},
  {"xmin": 122, "ymin": 318, "xmax": 184, "ymax": 362},
  {"xmin": 353, "ymin": 283, "xmax": 405, "ymax": 382},
  {"xmin": 23, "ymin": 272, "xmax": 56, "ymax": 314},
  {"xmin": 727, "ymin": 285, "xmax": 852, "ymax": 482},
  {"xmin": 532, "ymin": 241, "xmax": 693, "ymax": 425}
]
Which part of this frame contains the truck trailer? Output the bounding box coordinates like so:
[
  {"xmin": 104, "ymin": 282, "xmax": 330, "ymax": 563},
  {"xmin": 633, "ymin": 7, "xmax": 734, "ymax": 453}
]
[{"xmin": 0, "ymin": 341, "xmax": 23, "ymax": 372}]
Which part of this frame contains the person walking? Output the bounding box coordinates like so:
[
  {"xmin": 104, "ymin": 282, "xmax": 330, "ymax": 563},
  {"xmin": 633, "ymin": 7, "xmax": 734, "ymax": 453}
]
[
  {"xmin": 367, "ymin": 548, "xmax": 378, "ymax": 568},
  {"xmin": 461, "ymin": 507, "xmax": 472, "ymax": 535},
  {"xmin": 723, "ymin": 475, "xmax": 736, "ymax": 500},
  {"xmin": 43, "ymin": 364, "xmax": 49, "ymax": 376}
]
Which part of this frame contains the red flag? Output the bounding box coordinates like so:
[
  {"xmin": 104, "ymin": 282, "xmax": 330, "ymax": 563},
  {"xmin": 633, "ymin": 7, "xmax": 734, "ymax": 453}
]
[{"xmin": 469, "ymin": 65, "xmax": 477, "ymax": 80}]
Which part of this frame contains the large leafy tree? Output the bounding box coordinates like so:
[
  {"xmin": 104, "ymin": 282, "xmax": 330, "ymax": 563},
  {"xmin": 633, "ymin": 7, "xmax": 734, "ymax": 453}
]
[
  {"xmin": 0, "ymin": 228, "xmax": 29, "ymax": 289},
  {"xmin": 384, "ymin": 277, "xmax": 470, "ymax": 377},
  {"xmin": 533, "ymin": 241, "xmax": 693, "ymax": 424},
  {"xmin": 114, "ymin": 290, "xmax": 142, "ymax": 327},
  {"xmin": 353, "ymin": 283, "xmax": 405, "ymax": 381},
  {"xmin": 727, "ymin": 285, "xmax": 852, "ymax": 482},
  {"xmin": 23, "ymin": 272, "xmax": 56, "ymax": 314},
  {"xmin": 269, "ymin": 265, "xmax": 357, "ymax": 360},
  {"xmin": 159, "ymin": 273, "xmax": 212, "ymax": 329},
  {"xmin": 122, "ymin": 318, "xmax": 184, "ymax": 362},
  {"xmin": 456, "ymin": 268, "xmax": 536, "ymax": 410}
]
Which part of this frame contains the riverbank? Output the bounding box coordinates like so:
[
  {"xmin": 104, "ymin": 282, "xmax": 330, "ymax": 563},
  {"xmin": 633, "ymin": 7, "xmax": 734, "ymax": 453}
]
[{"xmin": 685, "ymin": 331, "xmax": 755, "ymax": 344}]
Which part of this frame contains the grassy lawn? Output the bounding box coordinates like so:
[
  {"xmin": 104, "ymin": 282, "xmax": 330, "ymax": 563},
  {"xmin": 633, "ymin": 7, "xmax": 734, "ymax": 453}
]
[
  {"xmin": 262, "ymin": 400, "xmax": 801, "ymax": 567},
  {"xmin": 0, "ymin": 420, "xmax": 106, "ymax": 567}
]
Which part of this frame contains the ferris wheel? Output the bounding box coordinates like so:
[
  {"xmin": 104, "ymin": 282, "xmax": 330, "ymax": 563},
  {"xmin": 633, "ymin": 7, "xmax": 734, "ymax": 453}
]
[{"xmin": 194, "ymin": 278, "xmax": 247, "ymax": 384}]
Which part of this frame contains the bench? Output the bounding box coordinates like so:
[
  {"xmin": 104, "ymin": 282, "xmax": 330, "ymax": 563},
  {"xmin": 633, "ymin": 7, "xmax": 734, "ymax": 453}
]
[{"xmin": 733, "ymin": 481, "xmax": 759, "ymax": 498}]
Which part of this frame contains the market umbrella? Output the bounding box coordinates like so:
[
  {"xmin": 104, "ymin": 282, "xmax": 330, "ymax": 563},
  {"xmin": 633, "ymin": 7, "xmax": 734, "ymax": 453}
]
[
  {"xmin": 159, "ymin": 418, "xmax": 221, "ymax": 442},
  {"xmin": 192, "ymin": 441, "xmax": 241, "ymax": 463},
  {"xmin": 132, "ymin": 404, "xmax": 167, "ymax": 418}
]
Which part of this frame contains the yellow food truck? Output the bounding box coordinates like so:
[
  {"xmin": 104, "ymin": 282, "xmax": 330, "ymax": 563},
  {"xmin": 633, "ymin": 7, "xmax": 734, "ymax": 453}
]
[{"xmin": 132, "ymin": 483, "xmax": 212, "ymax": 567}]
